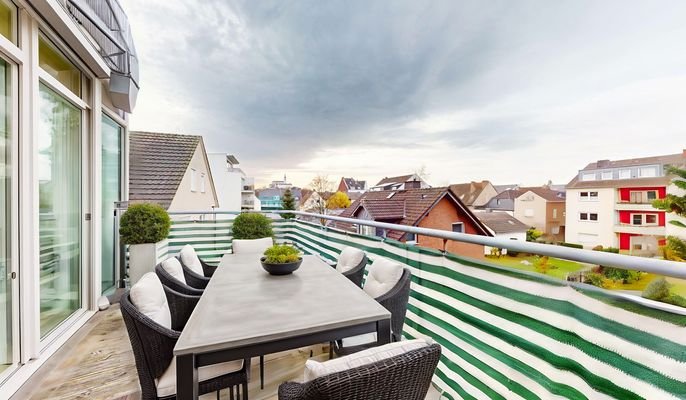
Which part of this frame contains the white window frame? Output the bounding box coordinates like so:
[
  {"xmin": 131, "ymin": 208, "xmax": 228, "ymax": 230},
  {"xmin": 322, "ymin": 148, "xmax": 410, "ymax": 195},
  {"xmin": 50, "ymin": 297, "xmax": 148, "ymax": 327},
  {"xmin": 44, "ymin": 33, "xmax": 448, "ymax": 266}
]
[
  {"xmin": 630, "ymin": 213, "xmax": 659, "ymax": 226},
  {"xmin": 190, "ymin": 168, "xmax": 197, "ymax": 192},
  {"xmin": 619, "ymin": 169, "xmax": 631, "ymax": 179},
  {"xmin": 601, "ymin": 171, "xmax": 612, "ymax": 180},
  {"xmin": 200, "ymin": 172, "xmax": 206, "ymax": 193},
  {"xmin": 579, "ymin": 212, "xmax": 598, "ymax": 222},
  {"xmin": 579, "ymin": 191, "xmax": 599, "ymax": 201},
  {"xmin": 639, "ymin": 166, "xmax": 657, "ymax": 178},
  {"xmin": 452, "ymin": 222, "xmax": 464, "ymax": 233},
  {"xmin": 581, "ymin": 172, "xmax": 596, "ymax": 181},
  {"xmin": 552, "ymin": 208, "xmax": 558, "ymax": 219}
]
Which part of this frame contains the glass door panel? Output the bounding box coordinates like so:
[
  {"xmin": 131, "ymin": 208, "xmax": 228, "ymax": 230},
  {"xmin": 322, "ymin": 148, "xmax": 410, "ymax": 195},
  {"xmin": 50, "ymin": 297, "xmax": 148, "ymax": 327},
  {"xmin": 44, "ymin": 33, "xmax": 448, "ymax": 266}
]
[
  {"xmin": 37, "ymin": 83, "xmax": 82, "ymax": 338},
  {"xmin": 101, "ymin": 114, "xmax": 121, "ymax": 295},
  {"xmin": 0, "ymin": 59, "xmax": 12, "ymax": 374}
]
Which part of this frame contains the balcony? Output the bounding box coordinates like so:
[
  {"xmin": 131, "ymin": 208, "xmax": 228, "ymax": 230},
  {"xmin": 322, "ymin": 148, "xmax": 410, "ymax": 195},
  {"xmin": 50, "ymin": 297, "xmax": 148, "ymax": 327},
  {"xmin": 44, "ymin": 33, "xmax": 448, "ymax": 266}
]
[
  {"xmin": 615, "ymin": 201, "xmax": 657, "ymax": 211},
  {"xmin": 613, "ymin": 223, "xmax": 666, "ymax": 235},
  {"xmin": 14, "ymin": 211, "xmax": 686, "ymax": 400}
]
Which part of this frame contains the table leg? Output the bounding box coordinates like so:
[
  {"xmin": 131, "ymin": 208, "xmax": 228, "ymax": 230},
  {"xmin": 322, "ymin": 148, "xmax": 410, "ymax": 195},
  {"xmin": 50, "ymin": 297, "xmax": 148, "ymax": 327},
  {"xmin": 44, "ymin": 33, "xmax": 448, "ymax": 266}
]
[
  {"xmin": 376, "ymin": 319, "xmax": 391, "ymax": 345},
  {"xmin": 177, "ymin": 353, "xmax": 198, "ymax": 400}
]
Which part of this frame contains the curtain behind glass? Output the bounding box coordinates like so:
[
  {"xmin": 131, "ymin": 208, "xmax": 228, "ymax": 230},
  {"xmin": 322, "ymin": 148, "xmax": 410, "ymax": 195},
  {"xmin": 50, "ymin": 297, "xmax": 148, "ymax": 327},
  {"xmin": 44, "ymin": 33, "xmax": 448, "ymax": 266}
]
[
  {"xmin": 38, "ymin": 83, "xmax": 81, "ymax": 338},
  {"xmin": 0, "ymin": 59, "xmax": 11, "ymax": 371},
  {"xmin": 101, "ymin": 114, "xmax": 121, "ymax": 294}
]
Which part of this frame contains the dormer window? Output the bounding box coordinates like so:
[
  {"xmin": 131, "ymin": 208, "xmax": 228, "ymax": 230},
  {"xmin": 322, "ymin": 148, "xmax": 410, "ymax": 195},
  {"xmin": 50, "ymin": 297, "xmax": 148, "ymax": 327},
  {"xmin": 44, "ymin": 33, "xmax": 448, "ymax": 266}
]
[
  {"xmin": 639, "ymin": 167, "xmax": 657, "ymax": 178},
  {"xmin": 581, "ymin": 173, "xmax": 596, "ymax": 181},
  {"xmin": 601, "ymin": 171, "xmax": 612, "ymax": 180}
]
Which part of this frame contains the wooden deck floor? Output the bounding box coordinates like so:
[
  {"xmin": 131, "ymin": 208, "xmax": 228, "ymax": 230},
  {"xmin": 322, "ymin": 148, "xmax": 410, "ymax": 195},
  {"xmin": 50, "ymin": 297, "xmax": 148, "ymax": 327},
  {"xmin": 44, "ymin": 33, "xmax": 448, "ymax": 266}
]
[{"xmin": 11, "ymin": 306, "xmax": 442, "ymax": 400}]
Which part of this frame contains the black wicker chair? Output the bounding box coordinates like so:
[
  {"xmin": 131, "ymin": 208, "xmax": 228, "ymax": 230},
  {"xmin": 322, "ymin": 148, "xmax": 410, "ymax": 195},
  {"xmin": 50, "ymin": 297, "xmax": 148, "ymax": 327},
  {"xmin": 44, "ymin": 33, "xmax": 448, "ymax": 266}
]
[
  {"xmin": 334, "ymin": 268, "xmax": 412, "ymax": 356},
  {"xmin": 155, "ymin": 260, "xmax": 205, "ymax": 296},
  {"xmin": 120, "ymin": 285, "xmax": 250, "ymax": 400},
  {"xmin": 279, "ymin": 343, "xmax": 441, "ymax": 400},
  {"xmin": 336, "ymin": 253, "xmax": 367, "ymax": 289},
  {"xmin": 179, "ymin": 251, "xmax": 218, "ymax": 278}
]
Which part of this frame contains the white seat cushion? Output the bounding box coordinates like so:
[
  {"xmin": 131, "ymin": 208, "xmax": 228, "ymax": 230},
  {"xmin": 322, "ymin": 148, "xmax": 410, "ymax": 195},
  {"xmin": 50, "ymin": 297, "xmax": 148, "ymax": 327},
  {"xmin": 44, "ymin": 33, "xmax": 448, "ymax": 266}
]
[
  {"xmin": 304, "ymin": 338, "xmax": 431, "ymax": 382},
  {"xmin": 232, "ymin": 237, "xmax": 273, "ymax": 254},
  {"xmin": 363, "ymin": 257, "xmax": 404, "ymax": 298},
  {"xmin": 336, "ymin": 247, "xmax": 365, "ymax": 273},
  {"xmin": 156, "ymin": 357, "xmax": 244, "ymax": 397},
  {"xmin": 179, "ymin": 244, "xmax": 204, "ymax": 276},
  {"xmin": 130, "ymin": 273, "xmax": 171, "ymax": 330},
  {"xmin": 161, "ymin": 257, "xmax": 186, "ymax": 285}
]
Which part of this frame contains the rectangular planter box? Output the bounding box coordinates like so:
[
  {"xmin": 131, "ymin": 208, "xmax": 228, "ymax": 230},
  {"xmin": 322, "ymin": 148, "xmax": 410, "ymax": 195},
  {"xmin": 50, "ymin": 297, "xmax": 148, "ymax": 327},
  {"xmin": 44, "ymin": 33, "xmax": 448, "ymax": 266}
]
[{"xmin": 128, "ymin": 240, "xmax": 168, "ymax": 285}]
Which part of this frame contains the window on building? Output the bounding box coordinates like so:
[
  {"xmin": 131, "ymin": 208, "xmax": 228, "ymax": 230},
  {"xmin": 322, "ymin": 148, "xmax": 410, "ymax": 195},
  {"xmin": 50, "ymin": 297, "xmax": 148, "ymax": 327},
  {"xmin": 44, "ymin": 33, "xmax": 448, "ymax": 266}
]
[
  {"xmin": 190, "ymin": 168, "xmax": 197, "ymax": 192},
  {"xmin": 552, "ymin": 208, "xmax": 558, "ymax": 218},
  {"xmin": 646, "ymin": 190, "xmax": 657, "ymax": 200},
  {"xmin": 619, "ymin": 169, "xmax": 631, "ymax": 179},
  {"xmin": 639, "ymin": 167, "xmax": 657, "ymax": 177},
  {"xmin": 452, "ymin": 222, "xmax": 464, "ymax": 233},
  {"xmin": 580, "ymin": 212, "xmax": 588, "ymax": 221},
  {"xmin": 39, "ymin": 36, "xmax": 82, "ymax": 96},
  {"xmin": 633, "ymin": 244, "xmax": 643, "ymax": 251},
  {"xmin": 632, "ymin": 214, "xmax": 642, "ymax": 225},
  {"xmin": 645, "ymin": 214, "xmax": 657, "ymax": 225},
  {"xmin": 580, "ymin": 191, "xmax": 599, "ymax": 201},
  {"xmin": 405, "ymin": 232, "xmax": 416, "ymax": 242},
  {"xmin": 589, "ymin": 213, "xmax": 598, "ymax": 221},
  {"xmin": 0, "ymin": 0, "xmax": 16, "ymax": 44},
  {"xmin": 581, "ymin": 173, "xmax": 596, "ymax": 181},
  {"xmin": 200, "ymin": 173, "xmax": 206, "ymax": 193},
  {"xmin": 601, "ymin": 171, "xmax": 612, "ymax": 180},
  {"xmin": 524, "ymin": 209, "xmax": 534, "ymax": 217}
]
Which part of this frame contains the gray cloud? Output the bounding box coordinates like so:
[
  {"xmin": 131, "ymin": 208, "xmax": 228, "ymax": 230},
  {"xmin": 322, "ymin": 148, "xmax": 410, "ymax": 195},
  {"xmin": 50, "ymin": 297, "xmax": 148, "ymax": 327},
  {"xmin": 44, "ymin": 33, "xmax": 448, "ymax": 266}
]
[{"xmin": 122, "ymin": 0, "xmax": 686, "ymax": 185}]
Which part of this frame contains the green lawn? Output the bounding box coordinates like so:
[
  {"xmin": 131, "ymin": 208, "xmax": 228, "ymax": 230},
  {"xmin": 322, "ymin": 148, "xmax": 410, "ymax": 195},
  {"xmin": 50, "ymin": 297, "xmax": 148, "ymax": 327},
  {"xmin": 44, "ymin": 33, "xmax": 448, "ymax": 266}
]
[
  {"xmin": 487, "ymin": 254, "xmax": 686, "ymax": 298},
  {"xmin": 486, "ymin": 254, "xmax": 586, "ymax": 280}
]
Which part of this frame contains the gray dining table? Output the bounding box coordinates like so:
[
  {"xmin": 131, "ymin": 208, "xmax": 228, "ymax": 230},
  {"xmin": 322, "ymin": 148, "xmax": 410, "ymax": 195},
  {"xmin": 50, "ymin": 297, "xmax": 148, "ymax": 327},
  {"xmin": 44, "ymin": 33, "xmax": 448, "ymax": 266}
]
[{"xmin": 174, "ymin": 253, "xmax": 392, "ymax": 400}]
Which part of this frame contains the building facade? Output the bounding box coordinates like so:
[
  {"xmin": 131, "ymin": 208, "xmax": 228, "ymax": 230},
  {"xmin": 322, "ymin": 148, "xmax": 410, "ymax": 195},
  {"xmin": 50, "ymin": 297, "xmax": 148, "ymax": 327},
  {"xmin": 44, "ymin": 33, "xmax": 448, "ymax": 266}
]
[
  {"xmin": 208, "ymin": 153, "xmax": 260, "ymax": 211},
  {"xmin": 0, "ymin": 0, "xmax": 137, "ymax": 395},
  {"xmin": 512, "ymin": 187, "xmax": 566, "ymax": 241},
  {"xmin": 565, "ymin": 151, "xmax": 686, "ymax": 254},
  {"xmin": 449, "ymin": 180, "xmax": 498, "ymax": 209},
  {"xmin": 369, "ymin": 173, "xmax": 430, "ymax": 191}
]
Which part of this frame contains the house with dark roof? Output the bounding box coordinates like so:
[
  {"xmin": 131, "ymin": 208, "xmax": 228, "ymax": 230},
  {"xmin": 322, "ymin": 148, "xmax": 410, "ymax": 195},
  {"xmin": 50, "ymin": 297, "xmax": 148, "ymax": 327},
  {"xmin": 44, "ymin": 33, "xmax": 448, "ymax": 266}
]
[
  {"xmin": 513, "ymin": 186, "xmax": 566, "ymax": 241},
  {"xmin": 369, "ymin": 174, "xmax": 430, "ymax": 191},
  {"xmin": 449, "ymin": 181, "xmax": 498, "ymax": 209},
  {"xmin": 473, "ymin": 211, "xmax": 528, "ymax": 254},
  {"xmin": 335, "ymin": 187, "xmax": 492, "ymax": 259},
  {"xmin": 337, "ymin": 177, "xmax": 367, "ymax": 194},
  {"xmin": 565, "ymin": 150, "xmax": 686, "ymax": 254},
  {"xmin": 129, "ymin": 132, "xmax": 219, "ymax": 211},
  {"xmin": 484, "ymin": 188, "xmax": 521, "ymax": 213}
]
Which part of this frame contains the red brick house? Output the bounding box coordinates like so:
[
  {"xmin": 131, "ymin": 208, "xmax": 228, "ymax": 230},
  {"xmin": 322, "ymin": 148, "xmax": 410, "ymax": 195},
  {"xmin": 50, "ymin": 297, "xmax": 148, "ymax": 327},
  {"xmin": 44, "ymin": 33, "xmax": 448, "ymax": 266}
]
[{"xmin": 336, "ymin": 187, "xmax": 492, "ymax": 259}]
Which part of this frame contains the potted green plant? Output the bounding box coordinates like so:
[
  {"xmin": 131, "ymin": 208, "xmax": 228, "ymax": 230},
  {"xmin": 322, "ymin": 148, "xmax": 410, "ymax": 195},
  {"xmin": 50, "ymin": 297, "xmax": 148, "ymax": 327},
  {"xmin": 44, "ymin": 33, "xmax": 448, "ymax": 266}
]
[
  {"xmin": 260, "ymin": 244, "xmax": 302, "ymax": 275},
  {"xmin": 119, "ymin": 203, "xmax": 171, "ymax": 284}
]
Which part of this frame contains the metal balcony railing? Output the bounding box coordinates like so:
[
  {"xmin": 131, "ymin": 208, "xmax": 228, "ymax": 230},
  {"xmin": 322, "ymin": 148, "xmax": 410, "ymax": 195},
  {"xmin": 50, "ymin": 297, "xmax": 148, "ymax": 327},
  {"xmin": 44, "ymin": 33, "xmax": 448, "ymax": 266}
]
[{"xmin": 158, "ymin": 210, "xmax": 686, "ymax": 400}]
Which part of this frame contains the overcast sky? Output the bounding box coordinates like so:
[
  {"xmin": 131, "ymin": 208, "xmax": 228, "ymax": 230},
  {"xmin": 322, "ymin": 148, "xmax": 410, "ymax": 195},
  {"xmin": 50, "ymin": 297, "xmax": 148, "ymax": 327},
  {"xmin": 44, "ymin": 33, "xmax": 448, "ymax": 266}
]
[{"xmin": 120, "ymin": 0, "xmax": 686, "ymax": 188}]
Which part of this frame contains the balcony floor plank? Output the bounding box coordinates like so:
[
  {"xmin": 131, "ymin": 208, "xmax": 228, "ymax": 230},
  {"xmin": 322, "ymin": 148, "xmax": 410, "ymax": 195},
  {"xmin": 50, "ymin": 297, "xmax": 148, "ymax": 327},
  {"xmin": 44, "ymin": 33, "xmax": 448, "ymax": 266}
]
[{"xmin": 12, "ymin": 306, "xmax": 441, "ymax": 400}]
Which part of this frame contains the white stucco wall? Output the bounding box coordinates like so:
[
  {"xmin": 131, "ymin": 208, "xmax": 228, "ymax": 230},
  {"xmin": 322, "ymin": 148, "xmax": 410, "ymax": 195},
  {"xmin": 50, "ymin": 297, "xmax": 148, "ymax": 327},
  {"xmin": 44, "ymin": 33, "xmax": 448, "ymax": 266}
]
[
  {"xmin": 168, "ymin": 145, "xmax": 218, "ymax": 211},
  {"xmin": 514, "ymin": 191, "xmax": 547, "ymax": 231},
  {"xmin": 208, "ymin": 153, "xmax": 243, "ymax": 211},
  {"xmin": 473, "ymin": 184, "xmax": 499, "ymax": 208},
  {"xmin": 564, "ymin": 188, "xmax": 616, "ymax": 247}
]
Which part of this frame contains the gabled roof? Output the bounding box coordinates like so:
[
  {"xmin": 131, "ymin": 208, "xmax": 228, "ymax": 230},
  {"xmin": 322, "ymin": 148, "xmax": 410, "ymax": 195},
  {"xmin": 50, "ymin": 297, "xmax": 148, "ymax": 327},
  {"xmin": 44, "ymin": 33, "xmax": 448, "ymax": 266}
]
[
  {"xmin": 129, "ymin": 131, "xmax": 205, "ymax": 209},
  {"xmin": 373, "ymin": 174, "xmax": 417, "ymax": 187},
  {"xmin": 579, "ymin": 152, "xmax": 685, "ymax": 171},
  {"xmin": 338, "ymin": 187, "xmax": 491, "ymax": 240},
  {"xmin": 490, "ymin": 186, "xmax": 565, "ymax": 202},
  {"xmin": 449, "ymin": 181, "xmax": 492, "ymax": 206},
  {"xmin": 342, "ymin": 177, "xmax": 366, "ymax": 191},
  {"xmin": 474, "ymin": 212, "xmax": 529, "ymax": 234}
]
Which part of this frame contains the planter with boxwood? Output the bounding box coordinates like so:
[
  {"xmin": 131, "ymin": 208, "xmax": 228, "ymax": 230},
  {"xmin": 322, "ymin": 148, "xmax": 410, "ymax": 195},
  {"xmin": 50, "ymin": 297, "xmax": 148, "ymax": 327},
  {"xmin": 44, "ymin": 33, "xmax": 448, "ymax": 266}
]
[
  {"xmin": 260, "ymin": 244, "xmax": 302, "ymax": 275},
  {"xmin": 231, "ymin": 213, "xmax": 274, "ymax": 240},
  {"xmin": 120, "ymin": 203, "xmax": 171, "ymax": 284}
]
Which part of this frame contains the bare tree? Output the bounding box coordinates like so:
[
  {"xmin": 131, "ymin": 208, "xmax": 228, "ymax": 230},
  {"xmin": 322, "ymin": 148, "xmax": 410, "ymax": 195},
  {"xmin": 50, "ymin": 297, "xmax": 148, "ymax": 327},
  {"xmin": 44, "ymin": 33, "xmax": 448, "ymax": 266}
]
[
  {"xmin": 414, "ymin": 164, "xmax": 431, "ymax": 181},
  {"xmin": 309, "ymin": 174, "xmax": 333, "ymax": 223}
]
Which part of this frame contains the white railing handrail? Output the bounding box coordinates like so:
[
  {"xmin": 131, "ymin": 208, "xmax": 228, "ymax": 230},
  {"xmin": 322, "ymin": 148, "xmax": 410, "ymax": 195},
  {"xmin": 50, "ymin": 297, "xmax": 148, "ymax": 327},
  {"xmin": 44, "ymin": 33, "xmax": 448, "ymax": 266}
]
[{"xmin": 165, "ymin": 209, "xmax": 686, "ymax": 280}]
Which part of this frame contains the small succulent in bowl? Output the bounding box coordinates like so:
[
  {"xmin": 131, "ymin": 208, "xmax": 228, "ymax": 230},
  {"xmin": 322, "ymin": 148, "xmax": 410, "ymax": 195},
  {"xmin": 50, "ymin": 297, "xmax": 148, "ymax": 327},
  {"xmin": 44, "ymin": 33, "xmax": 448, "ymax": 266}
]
[{"xmin": 261, "ymin": 244, "xmax": 303, "ymax": 275}]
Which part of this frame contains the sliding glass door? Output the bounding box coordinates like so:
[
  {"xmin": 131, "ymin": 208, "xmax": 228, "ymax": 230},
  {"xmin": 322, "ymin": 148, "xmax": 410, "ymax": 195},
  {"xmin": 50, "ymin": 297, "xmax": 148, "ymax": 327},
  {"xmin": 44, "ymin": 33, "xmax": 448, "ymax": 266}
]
[
  {"xmin": 37, "ymin": 83, "xmax": 82, "ymax": 338},
  {"xmin": 101, "ymin": 114, "xmax": 122, "ymax": 295},
  {"xmin": 0, "ymin": 59, "xmax": 12, "ymax": 374}
]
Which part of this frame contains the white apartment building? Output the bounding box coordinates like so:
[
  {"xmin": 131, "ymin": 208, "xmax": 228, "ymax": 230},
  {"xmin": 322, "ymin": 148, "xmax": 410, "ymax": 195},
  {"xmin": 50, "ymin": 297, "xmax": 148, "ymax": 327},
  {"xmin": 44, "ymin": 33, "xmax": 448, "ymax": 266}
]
[
  {"xmin": 208, "ymin": 153, "xmax": 260, "ymax": 211},
  {"xmin": 0, "ymin": 0, "xmax": 138, "ymax": 396},
  {"xmin": 565, "ymin": 151, "xmax": 686, "ymax": 255}
]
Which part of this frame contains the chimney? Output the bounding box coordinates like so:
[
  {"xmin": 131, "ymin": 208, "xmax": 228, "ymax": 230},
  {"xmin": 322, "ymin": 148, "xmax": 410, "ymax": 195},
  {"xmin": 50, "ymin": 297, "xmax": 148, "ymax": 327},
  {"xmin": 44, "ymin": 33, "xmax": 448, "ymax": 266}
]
[
  {"xmin": 405, "ymin": 180, "xmax": 421, "ymax": 189},
  {"xmin": 597, "ymin": 160, "xmax": 610, "ymax": 168}
]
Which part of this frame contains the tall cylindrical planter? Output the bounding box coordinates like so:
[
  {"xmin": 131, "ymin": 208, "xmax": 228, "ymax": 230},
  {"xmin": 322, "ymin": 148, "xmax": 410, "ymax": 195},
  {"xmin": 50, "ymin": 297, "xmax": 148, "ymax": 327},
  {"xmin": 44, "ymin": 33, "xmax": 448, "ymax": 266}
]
[{"xmin": 128, "ymin": 240, "xmax": 168, "ymax": 285}]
